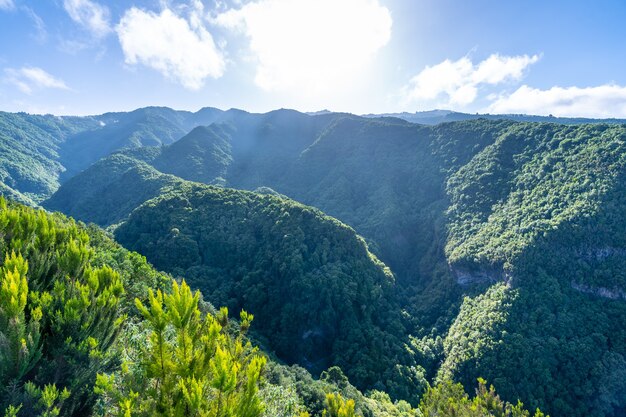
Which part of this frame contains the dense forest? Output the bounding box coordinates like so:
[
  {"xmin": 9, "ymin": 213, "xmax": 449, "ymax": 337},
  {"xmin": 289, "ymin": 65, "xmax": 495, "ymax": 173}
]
[
  {"xmin": 0, "ymin": 198, "xmax": 545, "ymax": 417},
  {"xmin": 2, "ymin": 106, "xmax": 626, "ymax": 416}
]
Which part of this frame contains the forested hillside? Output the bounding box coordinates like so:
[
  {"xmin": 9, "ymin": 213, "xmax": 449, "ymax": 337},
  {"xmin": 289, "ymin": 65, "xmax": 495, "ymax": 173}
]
[
  {"xmin": 0, "ymin": 197, "xmax": 546, "ymax": 417},
  {"xmin": 0, "ymin": 107, "xmax": 230, "ymax": 204},
  {"xmin": 3, "ymin": 107, "xmax": 626, "ymax": 415},
  {"xmin": 113, "ymin": 182, "xmax": 421, "ymax": 399},
  {"xmin": 440, "ymin": 123, "xmax": 626, "ymax": 416}
]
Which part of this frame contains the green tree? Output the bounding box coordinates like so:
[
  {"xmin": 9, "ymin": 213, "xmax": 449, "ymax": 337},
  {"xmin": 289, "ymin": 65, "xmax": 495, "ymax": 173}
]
[
  {"xmin": 95, "ymin": 279, "xmax": 266, "ymax": 417},
  {"xmin": 0, "ymin": 252, "xmax": 42, "ymax": 388},
  {"xmin": 0, "ymin": 198, "xmax": 125, "ymax": 416},
  {"xmin": 419, "ymin": 379, "xmax": 546, "ymax": 417},
  {"xmin": 323, "ymin": 393, "xmax": 357, "ymax": 417}
]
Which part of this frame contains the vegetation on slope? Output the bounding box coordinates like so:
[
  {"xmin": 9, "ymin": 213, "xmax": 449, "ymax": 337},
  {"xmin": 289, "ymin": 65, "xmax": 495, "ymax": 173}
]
[
  {"xmin": 441, "ymin": 123, "xmax": 626, "ymax": 416},
  {"xmin": 0, "ymin": 197, "xmax": 547, "ymax": 417},
  {"xmin": 0, "ymin": 107, "xmax": 230, "ymax": 203},
  {"xmin": 113, "ymin": 183, "xmax": 423, "ymax": 400},
  {"xmin": 44, "ymin": 154, "xmax": 184, "ymax": 226},
  {"xmin": 0, "ymin": 112, "xmax": 97, "ymax": 204},
  {"xmin": 0, "ymin": 197, "xmax": 169, "ymax": 416},
  {"xmin": 22, "ymin": 111, "xmax": 626, "ymax": 416}
]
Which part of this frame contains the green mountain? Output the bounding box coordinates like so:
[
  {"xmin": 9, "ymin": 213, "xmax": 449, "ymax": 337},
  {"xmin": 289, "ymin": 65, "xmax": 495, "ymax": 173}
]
[
  {"xmin": 47, "ymin": 154, "xmax": 419, "ymax": 398},
  {"xmin": 0, "ymin": 107, "xmax": 228, "ymax": 204},
  {"xmin": 2, "ymin": 106, "xmax": 625, "ymax": 415},
  {"xmin": 45, "ymin": 111, "xmax": 626, "ymax": 416},
  {"xmin": 440, "ymin": 122, "xmax": 626, "ymax": 416},
  {"xmin": 44, "ymin": 154, "xmax": 184, "ymax": 226},
  {"xmin": 0, "ymin": 111, "xmax": 99, "ymax": 204},
  {"xmin": 365, "ymin": 109, "xmax": 626, "ymax": 125},
  {"xmin": 1, "ymin": 197, "xmax": 447, "ymax": 417},
  {"xmin": 58, "ymin": 106, "xmax": 226, "ymax": 180},
  {"xmin": 113, "ymin": 183, "xmax": 418, "ymax": 398}
]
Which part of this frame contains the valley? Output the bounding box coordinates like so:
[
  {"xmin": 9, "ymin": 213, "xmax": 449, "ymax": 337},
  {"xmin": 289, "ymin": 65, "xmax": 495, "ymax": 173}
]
[{"xmin": 1, "ymin": 107, "xmax": 625, "ymax": 415}]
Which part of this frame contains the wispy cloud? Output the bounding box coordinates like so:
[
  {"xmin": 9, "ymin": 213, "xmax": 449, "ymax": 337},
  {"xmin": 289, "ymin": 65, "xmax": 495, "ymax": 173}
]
[
  {"xmin": 403, "ymin": 53, "xmax": 540, "ymax": 107},
  {"xmin": 487, "ymin": 84, "xmax": 626, "ymax": 118},
  {"xmin": 24, "ymin": 7, "xmax": 48, "ymax": 43},
  {"xmin": 116, "ymin": 2, "xmax": 225, "ymax": 90},
  {"xmin": 5, "ymin": 67, "xmax": 69, "ymax": 94},
  {"xmin": 0, "ymin": 0, "xmax": 14, "ymax": 11},
  {"xmin": 63, "ymin": 0, "xmax": 111, "ymax": 38},
  {"xmin": 214, "ymin": 0, "xmax": 392, "ymax": 94}
]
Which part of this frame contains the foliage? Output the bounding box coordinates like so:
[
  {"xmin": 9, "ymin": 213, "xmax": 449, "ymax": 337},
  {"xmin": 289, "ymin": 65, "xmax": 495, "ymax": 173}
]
[
  {"xmin": 95, "ymin": 280, "xmax": 266, "ymax": 417},
  {"xmin": 44, "ymin": 155, "xmax": 184, "ymax": 226},
  {"xmin": 0, "ymin": 107, "xmax": 225, "ymax": 203},
  {"xmin": 264, "ymin": 363, "xmax": 418, "ymax": 417},
  {"xmin": 323, "ymin": 393, "xmax": 356, "ymax": 417},
  {"xmin": 0, "ymin": 197, "xmax": 425, "ymax": 417},
  {"xmin": 419, "ymin": 379, "xmax": 545, "ymax": 417},
  {"xmin": 442, "ymin": 123, "xmax": 626, "ymax": 416},
  {"xmin": 8, "ymin": 108, "xmax": 626, "ymax": 416},
  {"xmin": 0, "ymin": 198, "xmax": 124, "ymax": 416},
  {"xmin": 113, "ymin": 183, "xmax": 421, "ymax": 400}
]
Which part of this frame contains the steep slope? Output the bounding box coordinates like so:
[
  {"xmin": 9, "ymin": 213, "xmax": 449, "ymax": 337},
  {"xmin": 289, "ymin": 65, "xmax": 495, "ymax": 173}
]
[
  {"xmin": 46, "ymin": 156, "xmax": 422, "ymax": 398},
  {"xmin": 44, "ymin": 154, "xmax": 184, "ymax": 226},
  {"xmin": 49, "ymin": 116, "xmax": 510, "ymax": 288},
  {"xmin": 440, "ymin": 123, "xmax": 626, "ymax": 416},
  {"xmin": 0, "ymin": 111, "xmax": 99, "ymax": 203},
  {"xmin": 59, "ymin": 106, "xmax": 226, "ymax": 180},
  {"xmin": 41, "ymin": 113, "xmax": 626, "ymax": 415},
  {"xmin": 0, "ymin": 107, "xmax": 228, "ymax": 203},
  {"xmin": 130, "ymin": 124, "xmax": 234, "ymax": 185},
  {"xmin": 0, "ymin": 197, "xmax": 174, "ymax": 416},
  {"xmin": 113, "ymin": 183, "xmax": 421, "ymax": 399},
  {"xmin": 2, "ymin": 198, "xmax": 434, "ymax": 417}
]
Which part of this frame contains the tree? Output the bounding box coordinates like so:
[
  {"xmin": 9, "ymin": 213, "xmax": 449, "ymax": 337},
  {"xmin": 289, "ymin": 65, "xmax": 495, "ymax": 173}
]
[
  {"xmin": 322, "ymin": 393, "xmax": 356, "ymax": 417},
  {"xmin": 95, "ymin": 279, "xmax": 266, "ymax": 417},
  {"xmin": 418, "ymin": 379, "xmax": 546, "ymax": 417},
  {"xmin": 0, "ymin": 198, "xmax": 125, "ymax": 416}
]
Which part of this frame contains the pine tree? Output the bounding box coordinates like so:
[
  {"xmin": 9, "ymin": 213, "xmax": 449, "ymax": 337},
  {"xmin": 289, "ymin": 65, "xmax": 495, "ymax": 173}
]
[{"xmin": 96, "ymin": 279, "xmax": 266, "ymax": 417}]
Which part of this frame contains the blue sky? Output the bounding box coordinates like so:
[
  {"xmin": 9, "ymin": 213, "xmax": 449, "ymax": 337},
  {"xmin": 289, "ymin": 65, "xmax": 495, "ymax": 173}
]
[{"xmin": 1, "ymin": 0, "xmax": 625, "ymax": 117}]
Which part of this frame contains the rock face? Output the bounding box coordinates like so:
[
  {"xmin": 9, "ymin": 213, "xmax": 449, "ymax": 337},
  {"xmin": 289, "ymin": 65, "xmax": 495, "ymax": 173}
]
[
  {"xmin": 571, "ymin": 281, "xmax": 626, "ymax": 301},
  {"xmin": 450, "ymin": 265, "xmax": 512, "ymax": 286},
  {"xmin": 575, "ymin": 246, "xmax": 626, "ymax": 261}
]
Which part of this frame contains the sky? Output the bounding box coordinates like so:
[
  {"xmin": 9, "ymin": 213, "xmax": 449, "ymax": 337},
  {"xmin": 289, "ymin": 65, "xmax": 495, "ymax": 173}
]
[{"xmin": 0, "ymin": 0, "xmax": 626, "ymax": 117}]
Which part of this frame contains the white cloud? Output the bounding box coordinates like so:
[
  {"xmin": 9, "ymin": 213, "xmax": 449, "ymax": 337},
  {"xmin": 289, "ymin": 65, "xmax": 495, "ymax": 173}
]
[
  {"xmin": 215, "ymin": 0, "xmax": 392, "ymax": 94},
  {"xmin": 117, "ymin": 5, "xmax": 225, "ymax": 90},
  {"xmin": 0, "ymin": 0, "xmax": 14, "ymax": 11},
  {"xmin": 5, "ymin": 67, "xmax": 69, "ymax": 94},
  {"xmin": 404, "ymin": 53, "xmax": 540, "ymax": 107},
  {"xmin": 487, "ymin": 84, "xmax": 626, "ymax": 118},
  {"xmin": 25, "ymin": 7, "xmax": 48, "ymax": 43},
  {"xmin": 63, "ymin": 0, "xmax": 111, "ymax": 38}
]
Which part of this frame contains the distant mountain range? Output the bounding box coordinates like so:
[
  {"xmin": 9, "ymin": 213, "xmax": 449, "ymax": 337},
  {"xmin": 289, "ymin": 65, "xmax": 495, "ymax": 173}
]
[{"xmin": 362, "ymin": 109, "xmax": 626, "ymax": 125}]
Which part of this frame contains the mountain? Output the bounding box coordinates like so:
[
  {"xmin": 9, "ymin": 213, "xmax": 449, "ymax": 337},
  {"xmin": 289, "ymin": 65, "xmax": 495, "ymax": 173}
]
[
  {"xmin": 1, "ymin": 106, "xmax": 625, "ymax": 415},
  {"xmin": 0, "ymin": 111, "xmax": 99, "ymax": 204},
  {"xmin": 438, "ymin": 122, "xmax": 626, "ymax": 416},
  {"xmin": 47, "ymin": 115, "xmax": 513, "ymax": 312},
  {"xmin": 113, "ymin": 182, "xmax": 420, "ymax": 398},
  {"xmin": 364, "ymin": 109, "xmax": 626, "ymax": 125},
  {"xmin": 0, "ymin": 197, "xmax": 443, "ymax": 417},
  {"xmin": 58, "ymin": 106, "xmax": 227, "ymax": 180},
  {"xmin": 3, "ymin": 105, "xmax": 624, "ymax": 204},
  {"xmin": 47, "ymin": 153, "xmax": 420, "ymax": 399},
  {"xmin": 45, "ymin": 111, "xmax": 626, "ymax": 416},
  {"xmin": 0, "ymin": 107, "xmax": 229, "ymax": 204},
  {"xmin": 44, "ymin": 154, "xmax": 185, "ymax": 226}
]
